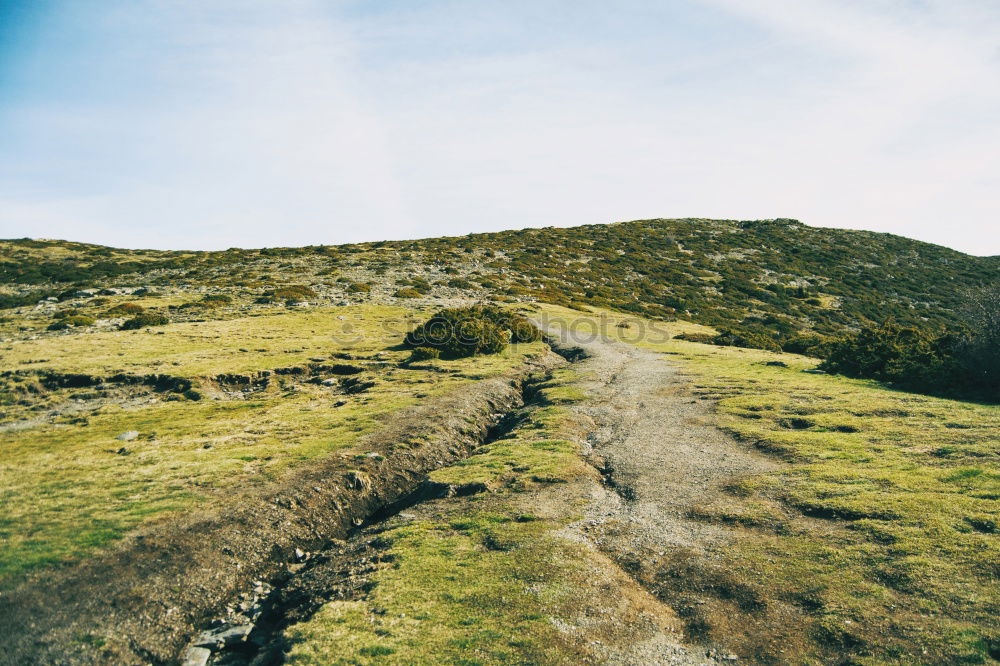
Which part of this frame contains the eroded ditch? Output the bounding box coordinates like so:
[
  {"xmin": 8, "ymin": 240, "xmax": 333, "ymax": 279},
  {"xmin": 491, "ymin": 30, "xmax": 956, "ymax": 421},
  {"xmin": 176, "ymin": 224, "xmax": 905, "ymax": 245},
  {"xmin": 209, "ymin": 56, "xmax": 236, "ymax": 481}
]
[
  {"xmin": 0, "ymin": 350, "xmax": 575, "ymax": 666},
  {"xmin": 179, "ymin": 382, "xmax": 557, "ymax": 666},
  {"xmin": 178, "ymin": 356, "xmax": 575, "ymax": 665}
]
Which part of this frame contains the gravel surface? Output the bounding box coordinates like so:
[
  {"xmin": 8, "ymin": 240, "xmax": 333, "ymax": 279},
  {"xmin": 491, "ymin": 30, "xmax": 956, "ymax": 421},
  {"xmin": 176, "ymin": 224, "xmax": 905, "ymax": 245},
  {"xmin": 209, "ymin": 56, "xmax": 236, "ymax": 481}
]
[{"xmin": 546, "ymin": 326, "xmax": 774, "ymax": 665}]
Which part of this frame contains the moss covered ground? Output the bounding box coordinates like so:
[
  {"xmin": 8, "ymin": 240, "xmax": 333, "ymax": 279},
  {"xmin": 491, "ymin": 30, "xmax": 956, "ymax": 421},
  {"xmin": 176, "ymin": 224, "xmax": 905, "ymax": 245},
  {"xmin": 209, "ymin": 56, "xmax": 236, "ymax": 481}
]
[
  {"xmin": 0, "ymin": 305, "xmax": 544, "ymax": 587},
  {"xmin": 536, "ymin": 305, "xmax": 1000, "ymax": 664}
]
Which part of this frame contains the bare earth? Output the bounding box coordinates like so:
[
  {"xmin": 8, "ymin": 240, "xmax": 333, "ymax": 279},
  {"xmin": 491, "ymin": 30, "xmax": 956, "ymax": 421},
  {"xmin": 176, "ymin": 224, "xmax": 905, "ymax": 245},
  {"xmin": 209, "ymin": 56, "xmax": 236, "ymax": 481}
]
[{"xmin": 545, "ymin": 326, "xmax": 774, "ymax": 664}]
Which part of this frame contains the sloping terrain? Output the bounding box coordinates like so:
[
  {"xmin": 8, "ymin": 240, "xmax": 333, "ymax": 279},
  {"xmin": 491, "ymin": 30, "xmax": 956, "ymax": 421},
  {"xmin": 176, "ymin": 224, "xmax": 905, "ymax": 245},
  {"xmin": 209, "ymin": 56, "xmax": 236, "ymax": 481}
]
[
  {"xmin": 0, "ymin": 221, "xmax": 997, "ymax": 664},
  {"xmin": 3, "ymin": 218, "xmax": 998, "ymax": 340}
]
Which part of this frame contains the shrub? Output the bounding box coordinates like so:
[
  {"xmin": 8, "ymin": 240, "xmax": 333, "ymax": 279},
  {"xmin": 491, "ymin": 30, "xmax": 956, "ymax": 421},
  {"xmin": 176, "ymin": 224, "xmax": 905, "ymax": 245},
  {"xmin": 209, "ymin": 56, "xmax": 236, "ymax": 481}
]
[
  {"xmin": 713, "ymin": 328, "xmax": 782, "ymax": 352},
  {"xmin": 394, "ymin": 288, "xmax": 421, "ymax": 299},
  {"xmin": 404, "ymin": 306, "xmax": 516, "ymax": 358},
  {"xmin": 447, "ymin": 277, "xmax": 474, "ymax": 289},
  {"xmin": 66, "ymin": 315, "xmax": 95, "ymax": 327},
  {"xmin": 674, "ymin": 332, "xmax": 717, "ymax": 344},
  {"xmin": 819, "ymin": 322, "xmax": 942, "ymax": 385},
  {"xmin": 781, "ymin": 333, "xmax": 833, "ymax": 357},
  {"xmin": 47, "ymin": 321, "xmax": 70, "ymax": 331},
  {"xmin": 953, "ymin": 285, "xmax": 1000, "ymax": 399},
  {"xmin": 121, "ymin": 313, "xmax": 169, "ymax": 330},
  {"xmin": 107, "ymin": 303, "xmax": 144, "ymax": 315},
  {"xmin": 347, "ymin": 282, "xmax": 371, "ymax": 293},
  {"xmin": 200, "ymin": 294, "xmax": 232, "ymax": 306},
  {"xmin": 819, "ymin": 290, "xmax": 998, "ymax": 402},
  {"xmin": 271, "ymin": 285, "xmax": 315, "ymax": 301},
  {"xmin": 408, "ymin": 347, "xmax": 441, "ymax": 362}
]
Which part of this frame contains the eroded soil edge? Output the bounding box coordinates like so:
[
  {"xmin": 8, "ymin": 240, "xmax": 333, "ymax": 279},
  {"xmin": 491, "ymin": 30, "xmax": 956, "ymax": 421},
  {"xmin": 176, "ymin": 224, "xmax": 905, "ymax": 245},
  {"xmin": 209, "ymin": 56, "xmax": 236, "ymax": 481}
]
[{"xmin": 0, "ymin": 351, "xmax": 565, "ymax": 665}]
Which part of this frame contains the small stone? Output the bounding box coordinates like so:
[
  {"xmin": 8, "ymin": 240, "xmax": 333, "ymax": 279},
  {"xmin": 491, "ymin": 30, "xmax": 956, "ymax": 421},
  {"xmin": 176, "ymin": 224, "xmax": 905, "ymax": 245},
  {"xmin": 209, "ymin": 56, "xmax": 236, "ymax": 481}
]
[
  {"xmin": 180, "ymin": 646, "xmax": 211, "ymax": 666},
  {"xmin": 193, "ymin": 624, "xmax": 253, "ymax": 648},
  {"xmin": 294, "ymin": 547, "xmax": 308, "ymax": 562},
  {"xmin": 116, "ymin": 430, "xmax": 139, "ymax": 441}
]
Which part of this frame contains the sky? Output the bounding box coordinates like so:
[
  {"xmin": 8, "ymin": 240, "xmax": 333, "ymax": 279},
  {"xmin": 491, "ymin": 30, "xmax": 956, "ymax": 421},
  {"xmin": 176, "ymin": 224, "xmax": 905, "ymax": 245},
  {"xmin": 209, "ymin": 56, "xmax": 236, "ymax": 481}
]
[{"xmin": 0, "ymin": 0, "xmax": 998, "ymax": 254}]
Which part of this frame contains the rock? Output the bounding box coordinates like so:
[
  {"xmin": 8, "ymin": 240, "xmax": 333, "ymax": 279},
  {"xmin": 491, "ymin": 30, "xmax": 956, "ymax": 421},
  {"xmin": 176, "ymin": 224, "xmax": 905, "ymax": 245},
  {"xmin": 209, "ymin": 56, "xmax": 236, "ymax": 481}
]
[
  {"xmin": 321, "ymin": 378, "xmax": 338, "ymax": 386},
  {"xmin": 193, "ymin": 624, "xmax": 253, "ymax": 648},
  {"xmin": 294, "ymin": 547, "xmax": 308, "ymax": 562},
  {"xmin": 180, "ymin": 646, "xmax": 211, "ymax": 666},
  {"xmin": 115, "ymin": 447, "xmax": 130, "ymax": 455},
  {"xmin": 116, "ymin": 430, "xmax": 139, "ymax": 441}
]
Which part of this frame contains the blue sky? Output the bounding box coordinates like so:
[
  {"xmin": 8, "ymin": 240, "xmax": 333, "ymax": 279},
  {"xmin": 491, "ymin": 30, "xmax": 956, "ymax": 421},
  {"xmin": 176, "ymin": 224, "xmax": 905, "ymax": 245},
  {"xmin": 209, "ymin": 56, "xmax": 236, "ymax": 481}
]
[{"xmin": 1, "ymin": 0, "xmax": 998, "ymax": 254}]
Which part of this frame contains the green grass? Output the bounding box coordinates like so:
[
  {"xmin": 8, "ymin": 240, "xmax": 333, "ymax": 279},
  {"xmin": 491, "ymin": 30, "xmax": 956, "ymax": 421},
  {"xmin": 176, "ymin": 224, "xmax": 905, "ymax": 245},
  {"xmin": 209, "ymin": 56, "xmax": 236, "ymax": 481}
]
[
  {"xmin": 533, "ymin": 304, "xmax": 999, "ymax": 663},
  {"xmin": 0, "ymin": 305, "xmax": 544, "ymax": 587},
  {"xmin": 285, "ymin": 365, "xmax": 607, "ymax": 665},
  {"xmin": 629, "ymin": 324, "xmax": 1000, "ymax": 663},
  {"xmin": 429, "ymin": 368, "xmax": 590, "ymax": 492},
  {"xmin": 285, "ymin": 514, "xmax": 587, "ymax": 665}
]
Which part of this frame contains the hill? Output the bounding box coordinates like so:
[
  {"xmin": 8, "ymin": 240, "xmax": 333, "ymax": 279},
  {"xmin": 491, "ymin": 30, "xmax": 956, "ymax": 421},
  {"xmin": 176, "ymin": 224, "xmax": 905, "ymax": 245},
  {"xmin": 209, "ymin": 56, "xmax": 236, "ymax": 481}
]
[
  {"xmin": 2, "ymin": 219, "xmax": 997, "ymax": 342},
  {"xmin": 0, "ymin": 220, "xmax": 997, "ymax": 664}
]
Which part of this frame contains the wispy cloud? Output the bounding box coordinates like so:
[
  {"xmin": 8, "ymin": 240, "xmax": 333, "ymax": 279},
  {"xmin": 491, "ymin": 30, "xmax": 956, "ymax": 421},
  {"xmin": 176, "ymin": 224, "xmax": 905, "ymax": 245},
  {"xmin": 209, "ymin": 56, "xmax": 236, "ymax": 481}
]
[{"xmin": 0, "ymin": 0, "xmax": 997, "ymax": 252}]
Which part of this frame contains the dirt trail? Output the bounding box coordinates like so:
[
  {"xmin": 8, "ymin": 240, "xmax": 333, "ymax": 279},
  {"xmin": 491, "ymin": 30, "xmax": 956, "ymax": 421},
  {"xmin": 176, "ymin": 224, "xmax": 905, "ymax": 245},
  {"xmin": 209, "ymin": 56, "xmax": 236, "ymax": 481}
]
[{"xmin": 545, "ymin": 326, "xmax": 774, "ymax": 664}]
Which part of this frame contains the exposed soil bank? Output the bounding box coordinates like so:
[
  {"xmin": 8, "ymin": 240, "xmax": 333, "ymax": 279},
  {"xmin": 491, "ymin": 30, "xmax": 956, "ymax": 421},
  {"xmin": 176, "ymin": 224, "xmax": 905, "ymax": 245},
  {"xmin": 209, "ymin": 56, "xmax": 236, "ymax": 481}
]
[{"xmin": 0, "ymin": 351, "xmax": 564, "ymax": 665}]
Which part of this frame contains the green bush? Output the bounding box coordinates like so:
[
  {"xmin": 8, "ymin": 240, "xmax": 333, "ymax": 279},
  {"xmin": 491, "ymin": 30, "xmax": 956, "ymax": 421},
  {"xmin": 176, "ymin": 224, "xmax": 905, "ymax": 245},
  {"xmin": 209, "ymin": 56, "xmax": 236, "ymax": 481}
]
[
  {"xmin": 271, "ymin": 285, "xmax": 315, "ymax": 301},
  {"xmin": 819, "ymin": 322, "xmax": 943, "ymax": 385},
  {"xmin": 47, "ymin": 314, "xmax": 94, "ymax": 331},
  {"xmin": 407, "ymin": 347, "xmax": 441, "ymax": 362},
  {"xmin": 200, "ymin": 294, "xmax": 232, "ymax": 306},
  {"xmin": 347, "ymin": 282, "xmax": 371, "ymax": 293},
  {"xmin": 713, "ymin": 328, "xmax": 782, "ymax": 352},
  {"xmin": 817, "ymin": 320, "xmax": 998, "ymax": 401},
  {"xmin": 781, "ymin": 333, "xmax": 833, "ymax": 357},
  {"xmin": 673, "ymin": 332, "xmax": 716, "ymax": 344},
  {"xmin": 121, "ymin": 313, "xmax": 169, "ymax": 330},
  {"xmin": 394, "ymin": 288, "xmax": 421, "ymax": 299},
  {"xmin": 66, "ymin": 315, "xmax": 95, "ymax": 327},
  {"xmin": 405, "ymin": 304, "xmax": 542, "ymax": 357},
  {"xmin": 404, "ymin": 306, "xmax": 522, "ymax": 358},
  {"xmin": 107, "ymin": 303, "xmax": 144, "ymax": 315}
]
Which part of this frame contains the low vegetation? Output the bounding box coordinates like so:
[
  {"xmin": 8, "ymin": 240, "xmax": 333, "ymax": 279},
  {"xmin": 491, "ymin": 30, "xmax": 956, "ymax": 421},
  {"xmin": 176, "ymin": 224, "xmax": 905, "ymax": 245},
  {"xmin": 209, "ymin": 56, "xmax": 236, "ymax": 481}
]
[
  {"xmin": 0, "ymin": 221, "xmax": 996, "ymax": 663},
  {"xmin": 0, "ymin": 305, "xmax": 544, "ymax": 587},
  {"xmin": 120, "ymin": 313, "xmax": 169, "ymax": 330},
  {"xmin": 634, "ymin": 320, "xmax": 1000, "ymax": 664},
  {"xmin": 404, "ymin": 305, "xmax": 542, "ymax": 359},
  {"xmin": 820, "ymin": 285, "xmax": 1000, "ymax": 402},
  {"xmin": 285, "ymin": 369, "xmax": 600, "ymax": 665}
]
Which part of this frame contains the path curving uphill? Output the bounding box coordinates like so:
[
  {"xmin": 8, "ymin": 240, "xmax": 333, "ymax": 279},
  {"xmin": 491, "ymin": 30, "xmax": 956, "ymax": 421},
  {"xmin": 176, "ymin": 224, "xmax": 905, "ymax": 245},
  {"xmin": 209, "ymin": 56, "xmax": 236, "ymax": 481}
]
[{"xmin": 545, "ymin": 324, "xmax": 774, "ymax": 665}]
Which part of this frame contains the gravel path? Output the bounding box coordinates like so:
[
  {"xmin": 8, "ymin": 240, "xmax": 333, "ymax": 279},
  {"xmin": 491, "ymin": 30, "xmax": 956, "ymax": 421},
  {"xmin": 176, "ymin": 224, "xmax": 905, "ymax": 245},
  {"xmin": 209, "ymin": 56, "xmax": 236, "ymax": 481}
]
[{"xmin": 545, "ymin": 326, "xmax": 774, "ymax": 665}]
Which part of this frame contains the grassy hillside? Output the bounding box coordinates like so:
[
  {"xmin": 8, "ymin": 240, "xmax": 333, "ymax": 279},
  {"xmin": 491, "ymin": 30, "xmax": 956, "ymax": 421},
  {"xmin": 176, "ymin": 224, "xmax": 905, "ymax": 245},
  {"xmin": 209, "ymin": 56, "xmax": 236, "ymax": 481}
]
[
  {"xmin": 1, "ymin": 221, "xmax": 996, "ymax": 664},
  {"xmin": 3, "ymin": 219, "xmax": 997, "ymax": 340}
]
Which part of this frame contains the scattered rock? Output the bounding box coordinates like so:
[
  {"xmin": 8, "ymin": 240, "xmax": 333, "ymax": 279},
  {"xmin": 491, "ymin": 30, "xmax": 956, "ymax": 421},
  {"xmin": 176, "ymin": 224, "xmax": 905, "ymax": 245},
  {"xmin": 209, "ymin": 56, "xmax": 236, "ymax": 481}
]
[
  {"xmin": 345, "ymin": 470, "xmax": 371, "ymax": 492},
  {"xmin": 193, "ymin": 623, "xmax": 253, "ymax": 649},
  {"xmin": 180, "ymin": 645, "xmax": 211, "ymax": 666},
  {"xmin": 116, "ymin": 430, "xmax": 139, "ymax": 441}
]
